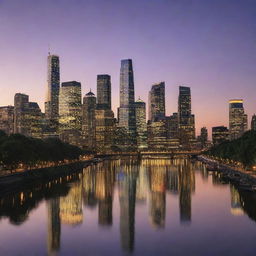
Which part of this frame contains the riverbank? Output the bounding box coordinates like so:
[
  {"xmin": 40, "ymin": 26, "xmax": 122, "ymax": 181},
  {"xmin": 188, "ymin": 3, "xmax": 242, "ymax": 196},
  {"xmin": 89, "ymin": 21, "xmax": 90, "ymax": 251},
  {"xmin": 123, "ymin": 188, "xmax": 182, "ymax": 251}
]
[{"xmin": 198, "ymin": 155, "xmax": 256, "ymax": 192}]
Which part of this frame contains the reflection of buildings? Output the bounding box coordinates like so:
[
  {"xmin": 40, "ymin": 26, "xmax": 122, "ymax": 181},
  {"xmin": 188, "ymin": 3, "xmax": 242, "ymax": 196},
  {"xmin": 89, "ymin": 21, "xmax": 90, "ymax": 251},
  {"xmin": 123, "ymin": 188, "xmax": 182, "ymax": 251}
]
[
  {"xmin": 230, "ymin": 186, "xmax": 244, "ymax": 216},
  {"xmin": 178, "ymin": 160, "xmax": 195, "ymax": 224},
  {"xmin": 136, "ymin": 165, "xmax": 149, "ymax": 203},
  {"xmin": 118, "ymin": 169, "xmax": 137, "ymax": 252},
  {"xmin": 47, "ymin": 198, "xmax": 61, "ymax": 256},
  {"xmin": 167, "ymin": 168, "xmax": 179, "ymax": 195},
  {"xmin": 148, "ymin": 166, "xmax": 166, "ymax": 228},
  {"xmin": 60, "ymin": 181, "xmax": 83, "ymax": 226}
]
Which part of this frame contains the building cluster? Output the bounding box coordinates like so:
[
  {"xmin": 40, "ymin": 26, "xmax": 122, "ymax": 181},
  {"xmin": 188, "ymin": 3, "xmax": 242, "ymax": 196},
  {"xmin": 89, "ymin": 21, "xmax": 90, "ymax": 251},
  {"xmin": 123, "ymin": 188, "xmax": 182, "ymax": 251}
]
[{"xmin": 0, "ymin": 54, "xmax": 255, "ymax": 151}]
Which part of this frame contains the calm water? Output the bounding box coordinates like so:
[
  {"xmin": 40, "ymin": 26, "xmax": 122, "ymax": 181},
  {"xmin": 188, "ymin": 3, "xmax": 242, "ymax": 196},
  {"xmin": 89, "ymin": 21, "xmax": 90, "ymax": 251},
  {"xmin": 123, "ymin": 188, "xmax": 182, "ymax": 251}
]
[{"xmin": 1, "ymin": 158, "xmax": 256, "ymax": 256}]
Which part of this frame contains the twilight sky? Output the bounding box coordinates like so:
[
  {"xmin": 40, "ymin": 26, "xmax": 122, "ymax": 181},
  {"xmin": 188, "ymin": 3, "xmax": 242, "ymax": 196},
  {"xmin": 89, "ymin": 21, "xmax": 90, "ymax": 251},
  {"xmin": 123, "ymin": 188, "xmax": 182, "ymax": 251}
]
[{"xmin": 0, "ymin": 0, "xmax": 255, "ymax": 136}]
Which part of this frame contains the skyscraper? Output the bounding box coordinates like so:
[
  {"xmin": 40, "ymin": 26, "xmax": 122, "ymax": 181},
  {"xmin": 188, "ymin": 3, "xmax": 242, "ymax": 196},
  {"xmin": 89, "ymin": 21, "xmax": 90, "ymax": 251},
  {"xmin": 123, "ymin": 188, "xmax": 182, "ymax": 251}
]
[
  {"xmin": 178, "ymin": 86, "xmax": 195, "ymax": 147},
  {"xmin": 229, "ymin": 99, "xmax": 247, "ymax": 140},
  {"xmin": 251, "ymin": 114, "xmax": 256, "ymax": 131},
  {"xmin": 118, "ymin": 59, "xmax": 137, "ymax": 146},
  {"xmin": 148, "ymin": 82, "xmax": 165, "ymax": 122},
  {"xmin": 0, "ymin": 106, "xmax": 14, "ymax": 135},
  {"xmin": 59, "ymin": 81, "xmax": 82, "ymax": 132},
  {"xmin": 97, "ymin": 75, "xmax": 111, "ymax": 110},
  {"xmin": 134, "ymin": 98, "xmax": 147, "ymax": 149},
  {"xmin": 212, "ymin": 126, "xmax": 229, "ymax": 145},
  {"xmin": 199, "ymin": 127, "xmax": 208, "ymax": 148},
  {"xmin": 45, "ymin": 54, "xmax": 60, "ymax": 122},
  {"xmin": 82, "ymin": 91, "xmax": 96, "ymax": 149}
]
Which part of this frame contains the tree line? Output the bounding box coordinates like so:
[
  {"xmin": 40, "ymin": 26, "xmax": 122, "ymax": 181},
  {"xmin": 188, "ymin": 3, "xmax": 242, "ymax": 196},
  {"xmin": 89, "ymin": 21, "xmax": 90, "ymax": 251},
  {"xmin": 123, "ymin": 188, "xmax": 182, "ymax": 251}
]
[{"xmin": 206, "ymin": 130, "xmax": 256, "ymax": 168}]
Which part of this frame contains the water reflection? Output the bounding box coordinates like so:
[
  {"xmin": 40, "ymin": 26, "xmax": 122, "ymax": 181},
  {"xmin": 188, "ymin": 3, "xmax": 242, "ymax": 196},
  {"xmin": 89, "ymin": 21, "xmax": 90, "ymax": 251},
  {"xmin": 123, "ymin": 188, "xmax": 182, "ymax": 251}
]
[{"xmin": 1, "ymin": 158, "xmax": 256, "ymax": 255}]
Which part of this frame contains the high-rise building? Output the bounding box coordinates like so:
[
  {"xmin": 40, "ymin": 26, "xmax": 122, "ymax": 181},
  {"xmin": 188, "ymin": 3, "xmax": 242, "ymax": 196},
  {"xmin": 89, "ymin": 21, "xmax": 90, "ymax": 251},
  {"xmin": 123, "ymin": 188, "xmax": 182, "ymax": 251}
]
[
  {"xmin": 199, "ymin": 127, "xmax": 208, "ymax": 148},
  {"xmin": 148, "ymin": 82, "xmax": 165, "ymax": 122},
  {"xmin": 166, "ymin": 113, "xmax": 179, "ymax": 139},
  {"xmin": 118, "ymin": 59, "xmax": 137, "ymax": 146},
  {"xmin": 59, "ymin": 81, "xmax": 82, "ymax": 132},
  {"xmin": 134, "ymin": 98, "xmax": 147, "ymax": 149},
  {"xmin": 212, "ymin": 126, "xmax": 229, "ymax": 145},
  {"xmin": 97, "ymin": 75, "xmax": 111, "ymax": 110},
  {"xmin": 251, "ymin": 114, "xmax": 256, "ymax": 131},
  {"xmin": 14, "ymin": 93, "xmax": 42, "ymax": 137},
  {"xmin": 82, "ymin": 91, "xmax": 96, "ymax": 149},
  {"xmin": 229, "ymin": 99, "xmax": 247, "ymax": 140},
  {"xmin": 0, "ymin": 106, "xmax": 14, "ymax": 135},
  {"xmin": 178, "ymin": 86, "xmax": 195, "ymax": 147},
  {"xmin": 45, "ymin": 54, "xmax": 60, "ymax": 123}
]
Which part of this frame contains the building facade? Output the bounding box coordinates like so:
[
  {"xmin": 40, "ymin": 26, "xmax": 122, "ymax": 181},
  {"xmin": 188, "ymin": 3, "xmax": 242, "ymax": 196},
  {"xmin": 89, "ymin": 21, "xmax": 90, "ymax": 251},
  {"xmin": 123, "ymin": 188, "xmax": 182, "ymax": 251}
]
[
  {"xmin": 97, "ymin": 75, "xmax": 111, "ymax": 110},
  {"xmin": 134, "ymin": 98, "xmax": 147, "ymax": 150},
  {"xmin": 0, "ymin": 106, "xmax": 14, "ymax": 135},
  {"xmin": 229, "ymin": 99, "xmax": 247, "ymax": 140},
  {"xmin": 45, "ymin": 54, "xmax": 60, "ymax": 123},
  {"xmin": 118, "ymin": 59, "xmax": 137, "ymax": 146},
  {"xmin": 178, "ymin": 86, "xmax": 195, "ymax": 147},
  {"xmin": 82, "ymin": 91, "xmax": 96, "ymax": 150},
  {"xmin": 212, "ymin": 126, "xmax": 229, "ymax": 145},
  {"xmin": 148, "ymin": 82, "xmax": 165, "ymax": 122}
]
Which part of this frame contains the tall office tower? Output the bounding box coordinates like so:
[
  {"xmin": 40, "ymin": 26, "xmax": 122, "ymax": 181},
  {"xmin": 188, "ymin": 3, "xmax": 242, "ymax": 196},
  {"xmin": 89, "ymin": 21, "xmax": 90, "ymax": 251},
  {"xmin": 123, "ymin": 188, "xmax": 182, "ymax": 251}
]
[
  {"xmin": 178, "ymin": 86, "xmax": 195, "ymax": 147},
  {"xmin": 14, "ymin": 93, "xmax": 43, "ymax": 137},
  {"xmin": 199, "ymin": 127, "xmax": 208, "ymax": 148},
  {"xmin": 148, "ymin": 82, "xmax": 165, "ymax": 122},
  {"xmin": 229, "ymin": 99, "xmax": 247, "ymax": 140},
  {"xmin": 14, "ymin": 93, "xmax": 29, "ymax": 134},
  {"xmin": 45, "ymin": 54, "xmax": 60, "ymax": 122},
  {"xmin": 0, "ymin": 106, "xmax": 14, "ymax": 135},
  {"xmin": 212, "ymin": 126, "xmax": 229, "ymax": 145},
  {"xmin": 166, "ymin": 112, "xmax": 179, "ymax": 139},
  {"xmin": 118, "ymin": 59, "xmax": 137, "ymax": 146},
  {"xmin": 59, "ymin": 81, "xmax": 82, "ymax": 132},
  {"xmin": 82, "ymin": 91, "xmax": 96, "ymax": 149},
  {"xmin": 251, "ymin": 114, "xmax": 256, "ymax": 131},
  {"xmin": 134, "ymin": 98, "xmax": 147, "ymax": 149},
  {"xmin": 97, "ymin": 75, "xmax": 111, "ymax": 110}
]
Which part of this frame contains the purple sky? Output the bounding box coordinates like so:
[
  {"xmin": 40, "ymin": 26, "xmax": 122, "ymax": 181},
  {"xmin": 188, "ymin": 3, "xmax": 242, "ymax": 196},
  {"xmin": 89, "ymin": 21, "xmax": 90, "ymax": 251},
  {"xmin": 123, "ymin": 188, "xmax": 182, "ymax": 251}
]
[{"xmin": 0, "ymin": 0, "xmax": 255, "ymax": 135}]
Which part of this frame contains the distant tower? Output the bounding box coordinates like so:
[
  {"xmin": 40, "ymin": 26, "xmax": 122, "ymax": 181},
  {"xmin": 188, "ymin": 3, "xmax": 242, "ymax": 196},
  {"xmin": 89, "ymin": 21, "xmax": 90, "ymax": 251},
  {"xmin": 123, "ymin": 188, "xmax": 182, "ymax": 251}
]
[
  {"xmin": 97, "ymin": 75, "xmax": 111, "ymax": 110},
  {"xmin": 199, "ymin": 127, "xmax": 208, "ymax": 148},
  {"xmin": 134, "ymin": 98, "xmax": 147, "ymax": 149},
  {"xmin": 45, "ymin": 54, "xmax": 60, "ymax": 122},
  {"xmin": 118, "ymin": 59, "xmax": 137, "ymax": 145},
  {"xmin": 178, "ymin": 86, "xmax": 195, "ymax": 146},
  {"xmin": 251, "ymin": 114, "xmax": 256, "ymax": 131},
  {"xmin": 148, "ymin": 82, "xmax": 165, "ymax": 122},
  {"xmin": 82, "ymin": 91, "xmax": 96, "ymax": 149},
  {"xmin": 229, "ymin": 99, "xmax": 247, "ymax": 140}
]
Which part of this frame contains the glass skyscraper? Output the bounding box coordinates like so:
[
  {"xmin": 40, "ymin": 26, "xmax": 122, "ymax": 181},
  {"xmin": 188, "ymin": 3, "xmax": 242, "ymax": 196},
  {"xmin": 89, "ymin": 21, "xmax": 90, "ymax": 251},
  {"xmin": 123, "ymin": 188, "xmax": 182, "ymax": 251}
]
[
  {"xmin": 148, "ymin": 82, "xmax": 166, "ymax": 122},
  {"xmin": 229, "ymin": 99, "xmax": 247, "ymax": 140},
  {"xmin": 97, "ymin": 75, "xmax": 111, "ymax": 110},
  {"xmin": 45, "ymin": 54, "xmax": 60, "ymax": 122},
  {"xmin": 118, "ymin": 59, "xmax": 137, "ymax": 145},
  {"xmin": 178, "ymin": 86, "xmax": 195, "ymax": 147}
]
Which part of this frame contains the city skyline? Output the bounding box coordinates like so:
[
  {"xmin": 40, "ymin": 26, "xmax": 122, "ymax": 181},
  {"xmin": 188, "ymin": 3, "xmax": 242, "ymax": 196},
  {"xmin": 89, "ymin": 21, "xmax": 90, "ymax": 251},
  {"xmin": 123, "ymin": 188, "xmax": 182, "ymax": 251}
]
[{"xmin": 0, "ymin": 0, "xmax": 255, "ymax": 136}]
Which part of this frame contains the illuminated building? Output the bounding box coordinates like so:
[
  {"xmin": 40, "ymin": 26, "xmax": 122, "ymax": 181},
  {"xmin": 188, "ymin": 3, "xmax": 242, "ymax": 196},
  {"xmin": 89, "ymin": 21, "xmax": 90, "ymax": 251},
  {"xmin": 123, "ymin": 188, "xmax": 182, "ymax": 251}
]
[
  {"xmin": 251, "ymin": 114, "xmax": 256, "ymax": 131},
  {"xmin": 134, "ymin": 98, "xmax": 148, "ymax": 149},
  {"xmin": 60, "ymin": 181, "xmax": 83, "ymax": 226},
  {"xmin": 198, "ymin": 127, "xmax": 208, "ymax": 149},
  {"xmin": 82, "ymin": 91, "xmax": 96, "ymax": 149},
  {"xmin": 212, "ymin": 126, "xmax": 229, "ymax": 145},
  {"xmin": 14, "ymin": 93, "xmax": 43, "ymax": 138},
  {"xmin": 45, "ymin": 54, "xmax": 60, "ymax": 128},
  {"xmin": 229, "ymin": 99, "xmax": 247, "ymax": 140},
  {"xmin": 178, "ymin": 86, "xmax": 195, "ymax": 147},
  {"xmin": 97, "ymin": 75, "xmax": 111, "ymax": 110},
  {"xmin": 117, "ymin": 59, "xmax": 137, "ymax": 147},
  {"xmin": 47, "ymin": 198, "xmax": 61, "ymax": 255},
  {"xmin": 95, "ymin": 76, "xmax": 115, "ymax": 151},
  {"xmin": 59, "ymin": 81, "xmax": 82, "ymax": 146},
  {"xmin": 148, "ymin": 82, "xmax": 165, "ymax": 122},
  {"xmin": 0, "ymin": 106, "xmax": 14, "ymax": 135},
  {"xmin": 166, "ymin": 113, "xmax": 179, "ymax": 139}
]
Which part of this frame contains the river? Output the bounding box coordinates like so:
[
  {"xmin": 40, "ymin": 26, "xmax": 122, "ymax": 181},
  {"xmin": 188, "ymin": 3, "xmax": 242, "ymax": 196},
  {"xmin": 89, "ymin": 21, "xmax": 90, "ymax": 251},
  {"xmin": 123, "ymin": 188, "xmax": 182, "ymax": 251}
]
[{"xmin": 1, "ymin": 157, "xmax": 256, "ymax": 255}]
